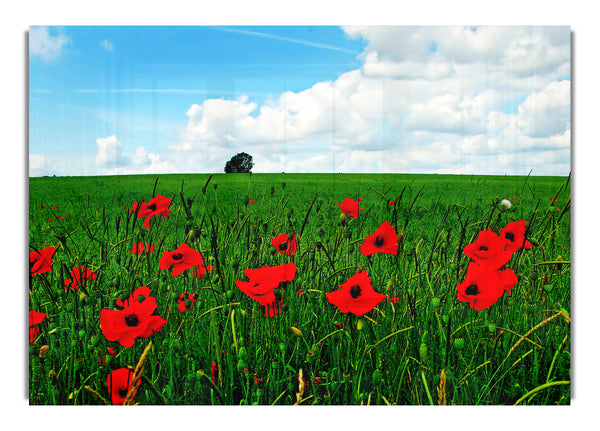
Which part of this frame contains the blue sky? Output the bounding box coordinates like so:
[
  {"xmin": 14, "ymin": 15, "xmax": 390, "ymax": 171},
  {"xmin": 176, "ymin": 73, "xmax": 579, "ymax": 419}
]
[{"xmin": 29, "ymin": 25, "xmax": 571, "ymax": 176}]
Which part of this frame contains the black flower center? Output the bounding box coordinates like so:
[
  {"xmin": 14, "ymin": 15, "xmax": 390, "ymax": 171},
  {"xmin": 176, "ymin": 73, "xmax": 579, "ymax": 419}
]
[
  {"xmin": 118, "ymin": 387, "xmax": 129, "ymax": 398},
  {"xmin": 148, "ymin": 203, "xmax": 157, "ymax": 211},
  {"xmin": 375, "ymin": 237, "xmax": 385, "ymax": 247},
  {"xmin": 125, "ymin": 313, "xmax": 139, "ymax": 327},
  {"xmin": 278, "ymin": 241, "xmax": 288, "ymax": 251},
  {"xmin": 350, "ymin": 285, "xmax": 362, "ymax": 299},
  {"xmin": 172, "ymin": 253, "xmax": 184, "ymax": 261},
  {"xmin": 465, "ymin": 284, "xmax": 479, "ymax": 296},
  {"xmin": 505, "ymin": 232, "xmax": 515, "ymax": 242},
  {"xmin": 478, "ymin": 246, "xmax": 488, "ymax": 251}
]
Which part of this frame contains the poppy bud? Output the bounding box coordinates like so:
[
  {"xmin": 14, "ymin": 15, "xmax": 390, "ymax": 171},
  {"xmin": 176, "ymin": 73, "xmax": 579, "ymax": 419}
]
[
  {"xmin": 279, "ymin": 342, "xmax": 286, "ymax": 352},
  {"xmin": 232, "ymin": 259, "xmax": 239, "ymax": 269},
  {"xmin": 91, "ymin": 335, "xmax": 100, "ymax": 346},
  {"xmin": 66, "ymin": 303, "xmax": 75, "ymax": 312},
  {"xmin": 488, "ymin": 323, "xmax": 497, "ymax": 333},
  {"xmin": 356, "ymin": 318, "xmax": 365, "ymax": 331},
  {"xmin": 442, "ymin": 314, "xmax": 449, "ymax": 325},
  {"xmin": 39, "ymin": 345, "xmax": 49, "ymax": 357},
  {"xmin": 432, "ymin": 297, "xmax": 441, "ymax": 308},
  {"xmin": 78, "ymin": 330, "xmax": 86, "ymax": 339},
  {"xmin": 70, "ymin": 339, "xmax": 78, "ymax": 348},
  {"xmin": 237, "ymin": 359, "xmax": 247, "ymax": 373},
  {"xmin": 419, "ymin": 343, "xmax": 428, "ymax": 362},
  {"xmin": 226, "ymin": 290, "xmax": 234, "ymax": 300},
  {"xmin": 48, "ymin": 369, "xmax": 58, "ymax": 385},
  {"xmin": 291, "ymin": 327, "xmax": 303, "ymax": 338},
  {"xmin": 543, "ymin": 284, "xmax": 553, "ymax": 293},
  {"xmin": 385, "ymin": 279, "xmax": 393, "ymax": 292},
  {"xmin": 239, "ymin": 347, "xmax": 247, "ymax": 359},
  {"xmin": 339, "ymin": 213, "xmax": 346, "ymax": 224},
  {"xmin": 454, "ymin": 338, "xmax": 465, "ymax": 350}
]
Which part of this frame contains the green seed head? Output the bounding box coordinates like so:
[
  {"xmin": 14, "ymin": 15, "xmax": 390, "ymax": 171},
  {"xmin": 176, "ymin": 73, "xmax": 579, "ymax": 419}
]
[
  {"xmin": 454, "ymin": 338, "xmax": 465, "ymax": 350},
  {"xmin": 356, "ymin": 318, "xmax": 365, "ymax": 331},
  {"xmin": 432, "ymin": 297, "xmax": 441, "ymax": 308},
  {"xmin": 419, "ymin": 343, "xmax": 428, "ymax": 362}
]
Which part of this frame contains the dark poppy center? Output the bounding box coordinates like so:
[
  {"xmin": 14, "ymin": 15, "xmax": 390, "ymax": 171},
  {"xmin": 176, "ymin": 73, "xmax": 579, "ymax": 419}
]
[
  {"xmin": 375, "ymin": 237, "xmax": 385, "ymax": 247},
  {"xmin": 505, "ymin": 232, "xmax": 515, "ymax": 242},
  {"xmin": 125, "ymin": 313, "xmax": 139, "ymax": 327},
  {"xmin": 118, "ymin": 387, "xmax": 129, "ymax": 398},
  {"xmin": 278, "ymin": 241, "xmax": 288, "ymax": 251},
  {"xmin": 465, "ymin": 284, "xmax": 478, "ymax": 296},
  {"xmin": 478, "ymin": 246, "xmax": 488, "ymax": 251},
  {"xmin": 148, "ymin": 203, "xmax": 157, "ymax": 211},
  {"xmin": 172, "ymin": 253, "xmax": 184, "ymax": 261},
  {"xmin": 350, "ymin": 285, "xmax": 362, "ymax": 299}
]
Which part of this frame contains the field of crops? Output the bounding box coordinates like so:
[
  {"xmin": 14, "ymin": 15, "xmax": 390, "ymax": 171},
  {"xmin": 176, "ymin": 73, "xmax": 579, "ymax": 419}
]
[{"xmin": 28, "ymin": 172, "xmax": 571, "ymax": 405}]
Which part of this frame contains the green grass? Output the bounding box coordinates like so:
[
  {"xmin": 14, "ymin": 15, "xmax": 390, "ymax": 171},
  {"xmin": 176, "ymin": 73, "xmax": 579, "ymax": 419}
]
[{"xmin": 28, "ymin": 173, "xmax": 571, "ymax": 405}]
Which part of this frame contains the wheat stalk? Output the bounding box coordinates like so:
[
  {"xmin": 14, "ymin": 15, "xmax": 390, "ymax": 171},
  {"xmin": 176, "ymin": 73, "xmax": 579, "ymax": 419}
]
[
  {"xmin": 124, "ymin": 341, "xmax": 153, "ymax": 405},
  {"xmin": 437, "ymin": 369, "xmax": 447, "ymax": 405}
]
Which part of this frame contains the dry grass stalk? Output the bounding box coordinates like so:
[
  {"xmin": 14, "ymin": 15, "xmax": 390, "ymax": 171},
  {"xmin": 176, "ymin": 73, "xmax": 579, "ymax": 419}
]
[
  {"xmin": 437, "ymin": 369, "xmax": 447, "ymax": 405},
  {"xmin": 124, "ymin": 341, "xmax": 153, "ymax": 405},
  {"xmin": 294, "ymin": 368, "xmax": 306, "ymax": 405}
]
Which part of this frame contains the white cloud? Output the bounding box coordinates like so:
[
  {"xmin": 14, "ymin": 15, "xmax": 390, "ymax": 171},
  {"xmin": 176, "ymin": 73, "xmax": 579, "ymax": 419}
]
[
  {"xmin": 516, "ymin": 80, "xmax": 571, "ymax": 138},
  {"xmin": 50, "ymin": 26, "xmax": 570, "ymax": 177},
  {"xmin": 100, "ymin": 39, "xmax": 113, "ymax": 51},
  {"xmin": 95, "ymin": 135, "xmax": 130, "ymax": 168},
  {"xmin": 29, "ymin": 154, "xmax": 55, "ymax": 176},
  {"xmin": 29, "ymin": 26, "xmax": 69, "ymax": 62}
]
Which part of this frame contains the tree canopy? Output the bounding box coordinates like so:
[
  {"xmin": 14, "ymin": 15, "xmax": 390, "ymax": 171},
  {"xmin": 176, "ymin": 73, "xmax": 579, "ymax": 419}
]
[{"xmin": 224, "ymin": 152, "xmax": 254, "ymax": 173}]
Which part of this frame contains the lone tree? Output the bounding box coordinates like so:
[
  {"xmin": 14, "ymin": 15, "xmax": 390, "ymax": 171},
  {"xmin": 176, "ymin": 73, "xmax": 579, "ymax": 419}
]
[{"xmin": 224, "ymin": 152, "xmax": 254, "ymax": 173}]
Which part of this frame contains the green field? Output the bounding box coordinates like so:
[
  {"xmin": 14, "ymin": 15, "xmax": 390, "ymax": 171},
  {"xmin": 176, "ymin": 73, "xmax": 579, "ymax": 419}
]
[{"xmin": 28, "ymin": 173, "xmax": 571, "ymax": 405}]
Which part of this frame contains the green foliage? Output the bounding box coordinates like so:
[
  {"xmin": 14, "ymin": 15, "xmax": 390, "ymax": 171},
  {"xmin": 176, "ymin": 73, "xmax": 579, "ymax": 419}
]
[{"xmin": 28, "ymin": 173, "xmax": 571, "ymax": 405}]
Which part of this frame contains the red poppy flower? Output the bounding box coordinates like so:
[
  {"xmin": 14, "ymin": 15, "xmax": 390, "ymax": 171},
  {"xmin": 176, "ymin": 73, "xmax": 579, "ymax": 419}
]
[
  {"xmin": 100, "ymin": 286, "xmax": 167, "ymax": 347},
  {"xmin": 132, "ymin": 194, "xmax": 172, "ymax": 229},
  {"xmin": 248, "ymin": 199, "xmax": 255, "ymax": 204},
  {"xmin": 499, "ymin": 220, "xmax": 533, "ymax": 254},
  {"xmin": 29, "ymin": 310, "xmax": 46, "ymax": 344},
  {"xmin": 130, "ymin": 243, "xmax": 155, "ymax": 255},
  {"xmin": 64, "ymin": 267, "xmax": 97, "ymax": 291},
  {"xmin": 326, "ymin": 270, "xmax": 385, "ymax": 315},
  {"xmin": 40, "ymin": 205, "xmax": 45, "ymax": 209},
  {"xmin": 360, "ymin": 221, "xmax": 399, "ymax": 256},
  {"xmin": 236, "ymin": 262, "xmax": 296, "ymax": 317},
  {"xmin": 336, "ymin": 198, "xmax": 364, "ymax": 217},
  {"xmin": 456, "ymin": 262, "xmax": 518, "ymax": 310},
  {"xmin": 463, "ymin": 229, "xmax": 512, "ymax": 269},
  {"xmin": 159, "ymin": 243, "xmax": 205, "ymax": 277},
  {"xmin": 271, "ymin": 233, "xmax": 297, "ymax": 256},
  {"xmin": 192, "ymin": 262, "xmax": 214, "ymax": 278},
  {"xmin": 388, "ymin": 201, "xmax": 395, "ymax": 206},
  {"xmin": 106, "ymin": 367, "xmax": 136, "ymax": 405},
  {"xmin": 52, "ymin": 205, "xmax": 57, "ymax": 210},
  {"xmin": 177, "ymin": 293, "xmax": 198, "ymax": 313},
  {"xmin": 30, "ymin": 246, "xmax": 56, "ymax": 276}
]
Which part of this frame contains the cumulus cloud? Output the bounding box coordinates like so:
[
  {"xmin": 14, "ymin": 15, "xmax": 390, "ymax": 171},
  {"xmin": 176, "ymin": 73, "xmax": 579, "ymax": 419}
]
[
  {"xmin": 29, "ymin": 26, "xmax": 69, "ymax": 62},
  {"xmin": 29, "ymin": 154, "xmax": 56, "ymax": 176},
  {"xmin": 79, "ymin": 26, "xmax": 570, "ymax": 177},
  {"xmin": 95, "ymin": 135, "xmax": 130, "ymax": 168}
]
